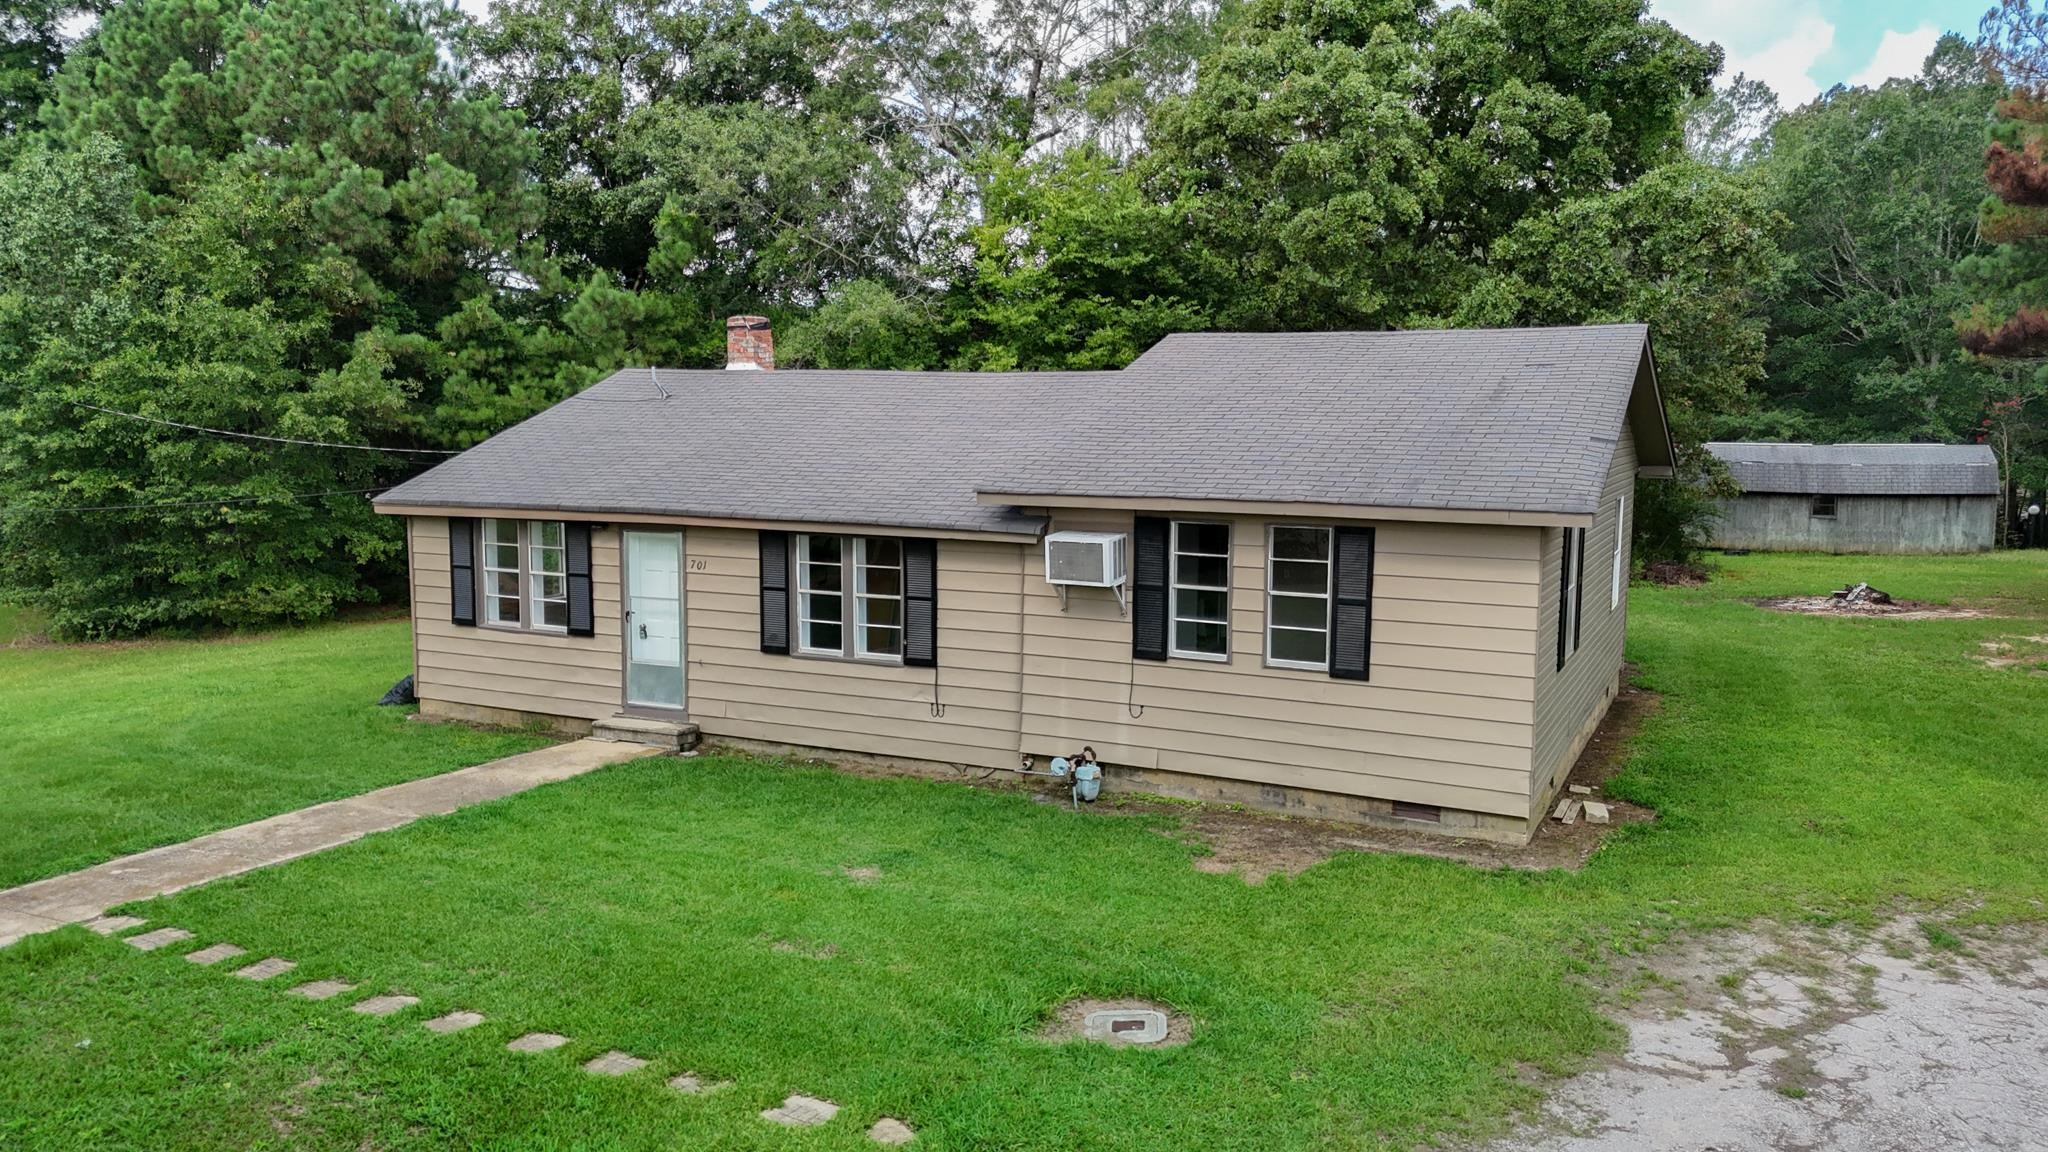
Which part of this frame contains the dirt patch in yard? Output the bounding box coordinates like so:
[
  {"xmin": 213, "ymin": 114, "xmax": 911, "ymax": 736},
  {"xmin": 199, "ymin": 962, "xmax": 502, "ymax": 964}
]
[
  {"xmin": 1642, "ymin": 560, "xmax": 1711, "ymax": 586},
  {"xmin": 1755, "ymin": 595, "xmax": 1986, "ymax": 620},
  {"xmin": 710, "ymin": 686, "xmax": 1659, "ymax": 882},
  {"xmin": 1473, "ymin": 915, "xmax": 2048, "ymax": 1152},
  {"xmin": 1162, "ymin": 686, "xmax": 1660, "ymax": 881},
  {"xmin": 1975, "ymin": 634, "xmax": 2048, "ymax": 675}
]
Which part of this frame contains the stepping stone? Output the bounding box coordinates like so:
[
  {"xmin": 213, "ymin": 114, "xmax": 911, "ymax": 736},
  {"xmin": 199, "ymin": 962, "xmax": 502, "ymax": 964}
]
[
  {"xmin": 869, "ymin": 1117, "xmax": 916, "ymax": 1145},
  {"xmin": 125, "ymin": 927, "xmax": 192, "ymax": 951},
  {"xmin": 424, "ymin": 1011, "xmax": 484, "ymax": 1034},
  {"xmin": 1568, "ymin": 784, "xmax": 1594, "ymax": 795},
  {"xmin": 584, "ymin": 1050, "xmax": 648, "ymax": 1076},
  {"xmin": 667, "ymin": 1072, "xmax": 732, "ymax": 1094},
  {"xmin": 184, "ymin": 943, "xmax": 246, "ymax": 966},
  {"xmin": 1583, "ymin": 801, "xmax": 1612, "ymax": 825},
  {"xmin": 85, "ymin": 915, "xmax": 146, "ymax": 936},
  {"xmin": 352, "ymin": 994, "xmax": 420, "ymax": 1017},
  {"xmin": 507, "ymin": 1032, "xmax": 570, "ymax": 1053},
  {"xmin": 288, "ymin": 979, "xmax": 355, "ymax": 1001},
  {"xmin": 233, "ymin": 957, "xmax": 296, "ymax": 981},
  {"xmin": 762, "ymin": 1094, "xmax": 840, "ymax": 1127}
]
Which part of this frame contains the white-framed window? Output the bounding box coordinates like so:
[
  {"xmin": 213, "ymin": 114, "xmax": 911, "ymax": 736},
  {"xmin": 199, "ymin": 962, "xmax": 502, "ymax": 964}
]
[
  {"xmin": 854, "ymin": 537, "xmax": 904, "ymax": 659},
  {"xmin": 1609, "ymin": 495, "xmax": 1626, "ymax": 611},
  {"xmin": 1559, "ymin": 526, "xmax": 1584, "ymax": 663},
  {"xmin": 1170, "ymin": 521, "xmax": 1231, "ymax": 660},
  {"xmin": 795, "ymin": 533, "xmax": 903, "ymax": 663},
  {"xmin": 796, "ymin": 533, "xmax": 845, "ymax": 655},
  {"xmin": 529, "ymin": 520, "xmax": 568, "ymax": 632},
  {"xmin": 482, "ymin": 518, "xmax": 522, "ymax": 626},
  {"xmin": 1266, "ymin": 525, "xmax": 1333, "ymax": 670},
  {"xmin": 480, "ymin": 518, "xmax": 567, "ymax": 632}
]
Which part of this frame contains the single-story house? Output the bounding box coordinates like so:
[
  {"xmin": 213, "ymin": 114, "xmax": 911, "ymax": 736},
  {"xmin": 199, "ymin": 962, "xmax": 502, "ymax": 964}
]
[
  {"xmin": 1702, "ymin": 442, "xmax": 1998, "ymax": 554},
  {"xmin": 374, "ymin": 319, "xmax": 1674, "ymax": 844}
]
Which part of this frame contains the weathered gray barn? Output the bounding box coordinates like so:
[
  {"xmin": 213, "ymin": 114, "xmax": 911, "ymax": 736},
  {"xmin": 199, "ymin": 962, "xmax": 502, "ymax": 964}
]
[{"xmin": 1703, "ymin": 442, "xmax": 1998, "ymax": 554}]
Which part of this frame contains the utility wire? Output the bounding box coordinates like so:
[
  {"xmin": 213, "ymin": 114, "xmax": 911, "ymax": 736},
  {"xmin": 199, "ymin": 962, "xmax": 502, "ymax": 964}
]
[
  {"xmin": 72, "ymin": 402, "xmax": 462, "ymax": 455},
  {"xmin": 0, "ymin": 487, "xmax": 386, "ymax": 519}
]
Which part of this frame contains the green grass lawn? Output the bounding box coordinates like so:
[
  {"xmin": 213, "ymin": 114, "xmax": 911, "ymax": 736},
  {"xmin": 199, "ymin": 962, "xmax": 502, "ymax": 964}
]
[
  {"xmin": 0, "ymin": 620, "xmax": 547, "ymax": 889},
  {"xmin": 2, "ymin": 553, "xmax": 2045, "ymax": 1150},
  {"xmin": 0, "ymin": 603, "xmax": 46, "ymax": 645}
]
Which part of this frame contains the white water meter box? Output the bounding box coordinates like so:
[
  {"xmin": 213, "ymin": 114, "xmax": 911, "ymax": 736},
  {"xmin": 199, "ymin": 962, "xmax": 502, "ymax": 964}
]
[{"xmin": 1044, "ymin": 531, "xmax": 1128, "ymax": 587}]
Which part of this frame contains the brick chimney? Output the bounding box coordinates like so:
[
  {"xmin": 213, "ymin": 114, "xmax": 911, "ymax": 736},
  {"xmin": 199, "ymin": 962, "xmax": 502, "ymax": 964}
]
[{"xmin": 726, "ymin": 315, "xmax": 773, "ymax": 371}]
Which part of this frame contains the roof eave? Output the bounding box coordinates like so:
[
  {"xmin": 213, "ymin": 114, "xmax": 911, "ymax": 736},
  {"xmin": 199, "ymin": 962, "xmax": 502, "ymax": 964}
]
[
  {"xmin": 371, "ymin": 501, "xmax": 1045, "ymax": 542},
  {"xmin": 972, "ymin": 491, "xmax": 1594, "ymax": 528}
]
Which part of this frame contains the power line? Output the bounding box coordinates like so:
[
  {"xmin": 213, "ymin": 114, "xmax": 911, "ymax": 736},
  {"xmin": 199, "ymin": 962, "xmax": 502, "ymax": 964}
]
[
  {"xmin": 0, "ymin": 487, "xmax": 386, "ymax": 519},
  {"xmin": 72, "ymin": 402, "xmax": 462, "ymax": 455}
]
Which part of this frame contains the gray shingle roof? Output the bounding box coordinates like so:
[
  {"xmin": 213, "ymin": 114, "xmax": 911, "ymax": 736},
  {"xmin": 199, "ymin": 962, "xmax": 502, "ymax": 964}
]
[
  {"xmin": 377, "ymin": 324, "xmax": 1661, "ymax": 533},
  {"xmin": 1703, "ymin": 442, "xmax": 1999, "ymax": 497},
  {"xmin": 980, "ymin": 325, "xmax": 1658, "ymax": 515}
]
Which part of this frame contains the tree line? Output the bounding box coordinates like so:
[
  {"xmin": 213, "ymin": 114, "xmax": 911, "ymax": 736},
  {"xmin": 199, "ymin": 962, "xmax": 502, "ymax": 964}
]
[{"xmin": 0, "ymin": 0, "xmax": 2043, "ymax": 636}]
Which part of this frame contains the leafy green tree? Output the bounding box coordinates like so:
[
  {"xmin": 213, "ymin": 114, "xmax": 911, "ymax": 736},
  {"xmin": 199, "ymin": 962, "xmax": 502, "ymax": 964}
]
[
  {"xmin": 941, "ymin": 150, "xmax": 1208, "ymax": 369},
  {"xmin": 0, "ymin": 0, "xmax": 86, "ymax": 158},
  {"xmin": 0, "ymin": 140, "xmax": 409, "ymax": 635},
  {"xmin": 1455, "ymin": 162, "xmax": 1784, "ymax": 562},
  {"xmin": 1959, "ymin": 0, "xmax": 2048, "ymax": 517},
  {"xmin": 1745, "ymin": 36, "xmax": 2002, "ymax": 443},
  {"xmin": 1684, "ymin": 73, "xmax": 1779, "ymax": 168},
  {"xmin": 1143, "ymin": 0, "xmax": 1720, "ymax": 330},
  {"xmin": 781, "ymin": 279, "xmax": 941, "ymax": 369},
  {"xmin": 9, "ymin": 0, "xmax": 551, "ymax": 633},
  {"xmin": 54, "ymin": 0, "xmax": 536, "ymax": 337},
  {"xmin": 806, "ymin": 0, "xmax": 1216, "ymax": 169},
  {"xmin": 465, "ymin": 0, "xmax": 911, "ymax": 307}
]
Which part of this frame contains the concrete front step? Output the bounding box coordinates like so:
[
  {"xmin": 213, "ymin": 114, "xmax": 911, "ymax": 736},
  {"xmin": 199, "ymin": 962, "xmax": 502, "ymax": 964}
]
[{"xmin": 592, "ymin": 714, "xmax": 699, "ymax": 752}]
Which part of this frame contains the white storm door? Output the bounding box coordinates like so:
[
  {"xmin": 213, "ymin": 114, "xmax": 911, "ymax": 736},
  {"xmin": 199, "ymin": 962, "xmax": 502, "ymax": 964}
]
[{"xmin": 624, "ymin": 530, "xmax": 685, "ymax": 710}]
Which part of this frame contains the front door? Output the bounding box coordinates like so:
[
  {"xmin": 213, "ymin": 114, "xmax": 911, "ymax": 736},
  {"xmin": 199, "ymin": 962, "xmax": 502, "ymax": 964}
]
[{"xmin": 624, "ymin": 530, "xmax": 685, "ymax": 711}]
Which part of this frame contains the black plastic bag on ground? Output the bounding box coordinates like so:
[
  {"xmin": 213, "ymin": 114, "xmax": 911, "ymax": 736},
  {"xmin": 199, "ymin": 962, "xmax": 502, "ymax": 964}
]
[{"xmin": 378, "ymin": 674, "xmax": 417, "ymax": 706}]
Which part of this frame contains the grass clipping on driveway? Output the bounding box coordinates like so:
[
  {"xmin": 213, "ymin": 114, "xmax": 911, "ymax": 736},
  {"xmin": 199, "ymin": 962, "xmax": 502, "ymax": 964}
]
[{"xmin": 2, "ymin": 554, "xmax": 2047, "ymax": 1150}]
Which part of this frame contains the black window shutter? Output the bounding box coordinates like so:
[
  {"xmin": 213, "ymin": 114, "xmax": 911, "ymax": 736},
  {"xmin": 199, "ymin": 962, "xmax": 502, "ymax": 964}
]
[
  {"xmin": 1329, "ymin": 526, "xmax": 1375, "ymax": 680},
  {"xmin": 448, "ymin": 517, "xmax": 477, "ymax": 627},
  {"xmin": 1131, "ymin": 516, "xmax": 1170, "ymax": 661},
  {"xmin": 903, "ymin": 538, "xmax": 938, "ymax": 667},
  {"xmin": 759, "ymin": 530, "xmax": 790, "ymax": 655},
  {"xmin": 565, "ymin": 522, "xmax": 595, "ymax": 637},
  {"xmin": 1555, "ymin": 529, "xmax": 1572, "ymax": 671},
  {"xmin": 1572, "ymin": 526, "xmax": 1586, "ymax": 652}
]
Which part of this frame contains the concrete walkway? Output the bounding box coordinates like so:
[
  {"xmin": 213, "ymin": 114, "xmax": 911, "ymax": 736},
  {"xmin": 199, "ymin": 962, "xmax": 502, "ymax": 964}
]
[{"xmin": 0, "ymin": 738, "xmax": 662, "ymax": 948}]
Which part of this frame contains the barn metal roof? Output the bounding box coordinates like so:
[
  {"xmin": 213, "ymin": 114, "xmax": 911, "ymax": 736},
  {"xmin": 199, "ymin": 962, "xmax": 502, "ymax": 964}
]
[{"xmin": 1703, "ymin": 442, "xmax": 1999, "ymax": 497}]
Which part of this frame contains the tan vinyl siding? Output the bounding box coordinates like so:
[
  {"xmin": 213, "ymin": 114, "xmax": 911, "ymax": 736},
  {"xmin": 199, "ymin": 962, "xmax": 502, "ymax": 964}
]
[
  {"xmin": 404, "ymin": 509, "xmax": 1577, "ymax": 825},
  {"xmin": 1530, "ymin": 430, "xmax": 1637, "ymax": 809},
  {"xmin": 684, "ymin": 528, "xmax": 1027, "ymax": 770},
  {"xmin": 408, "ymin": 516, "xmax": 624, "ymax": 722},
  {"xmin": 1017, "ymin": 513, "xmax": 1542, "ymax": 818}
]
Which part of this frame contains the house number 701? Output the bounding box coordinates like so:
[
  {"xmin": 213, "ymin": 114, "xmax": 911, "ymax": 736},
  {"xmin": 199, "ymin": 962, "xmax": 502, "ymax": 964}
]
[{"xmin": 688, "ymin": 559, "xmax": 708, "ymax": 571}]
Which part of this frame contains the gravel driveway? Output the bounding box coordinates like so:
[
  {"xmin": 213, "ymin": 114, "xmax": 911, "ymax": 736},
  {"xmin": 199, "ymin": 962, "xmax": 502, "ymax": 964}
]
[{"xmin": 1481, "ymin": 919, "xmax": 2048, "ymax": 1152}]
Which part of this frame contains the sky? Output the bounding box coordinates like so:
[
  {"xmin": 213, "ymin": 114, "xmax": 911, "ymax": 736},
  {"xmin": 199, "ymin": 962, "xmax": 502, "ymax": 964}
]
[{"xmin": 1652, "ymin": 0, "xmax": 1992, "ymax": 105}]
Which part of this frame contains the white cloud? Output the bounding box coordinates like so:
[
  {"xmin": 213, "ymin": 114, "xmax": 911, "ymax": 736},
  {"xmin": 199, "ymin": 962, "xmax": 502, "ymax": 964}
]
[
  {"xmin": 1845, "ymin": 23, "xmax": 1942, "ymax": 87},
  {"xmin": 1653, "ymin": 0, "xmax": 1834, "ymax": 106},
  {"xmin": 1726, "ymin": 17, "xmax": 1836, "ymax": 106}
]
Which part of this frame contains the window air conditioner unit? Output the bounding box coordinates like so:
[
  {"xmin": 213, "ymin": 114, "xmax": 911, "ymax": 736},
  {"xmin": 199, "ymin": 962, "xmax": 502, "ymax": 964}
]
[{"xmin": 1044, "ymin": 530, "xmax": 1128, "ymax": 615}]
